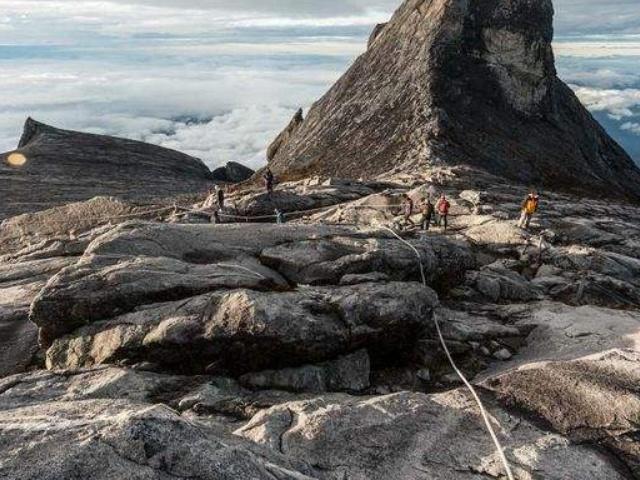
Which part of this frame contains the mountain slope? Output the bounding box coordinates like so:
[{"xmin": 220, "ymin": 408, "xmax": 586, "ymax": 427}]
[
  {"xmin": 267, "ymin": 0, "xmax": 640, "ymax": 201},
  {"xmin": 0, "ymin": 118, "xmax": 213, "ymax": 219}
]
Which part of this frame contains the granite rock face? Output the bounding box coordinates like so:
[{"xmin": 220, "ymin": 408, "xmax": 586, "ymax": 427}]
[
  {"xmin": 0, "ymin": 118, "xmax": 214, "ymax": 220},
  {"xmin": 236, "ymin": 389, "xmax": 625, "ymax": 480},
  {"xmin": 267, "ymin": 0, "xmax": 640, "ymax": 200},
  {"xmin": 30, "ymin": 222, "xmax": 459, "ymax": 373},
  {"xmin": 0, "ymin": 367, "xmax": 317, "ymax": 480},
  {"xmin": 2, "ymin": 171, "xmax": 640, "ymax": 478},
  {"xmin": 3, "ymin": 1, "xmax": 640, "ymax": 475}
]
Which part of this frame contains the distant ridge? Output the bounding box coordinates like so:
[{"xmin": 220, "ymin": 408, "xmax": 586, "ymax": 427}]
[{"xmin": 0, "ymin": 118, "xmax": 214, "ymax": 219}]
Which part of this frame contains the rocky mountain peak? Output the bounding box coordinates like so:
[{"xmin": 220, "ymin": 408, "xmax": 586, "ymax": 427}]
[
  {"xmin": 17, "ymin": 117, "xmax": 52, "ymax": 148},
  {"xmin": 267, "ymin": 0, "xmax": 640, "ymax": 201},
  {"xmin": 1, "ymin": 118, "xmax": 215, "ymax": 220}
]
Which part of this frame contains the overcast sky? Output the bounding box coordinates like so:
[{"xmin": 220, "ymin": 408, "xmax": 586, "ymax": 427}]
[{"xmin": 0, "ymin": 0, "xmax": 639, "ymax": 168}]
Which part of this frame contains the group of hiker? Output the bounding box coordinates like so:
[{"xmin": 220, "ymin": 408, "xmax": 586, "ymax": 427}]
[
  {"xmin": 401, "ymin": 193, "xmax": 451, "ymax": 231},
  {"xmin": 399, "ymin": 189, "xmax": 539, "ymax": 232},
  {"xmin": 207, "ymin": 170, "xmax": 540, "ymax": 232},
  {"xmin": 208, "ymin": 168, "xmax": 277, "ymax": 211}
]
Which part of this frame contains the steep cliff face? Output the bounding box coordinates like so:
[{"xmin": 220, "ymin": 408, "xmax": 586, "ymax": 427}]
[
  {"xmin": 0, "ymin": 118, "xmax": 214, "ymax": 219},
  {"xmin": 267, "ymin": 0, "xmax": 640, "ymax": 201}
]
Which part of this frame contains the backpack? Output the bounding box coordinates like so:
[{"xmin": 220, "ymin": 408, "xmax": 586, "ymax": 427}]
[{"xmin": 525, "ymin": 196, "xmax": 539, "ymax": 214}]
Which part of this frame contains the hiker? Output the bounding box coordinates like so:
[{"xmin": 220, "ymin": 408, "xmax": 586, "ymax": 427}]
[
  {"xmin": 211, "ymin": 209, "xmax": 220, "ymax": 224},
  {"xmin": 216, "ymin": 186, "xmax": 225, "ymax": 210},
  {"xmin": 518, "ymin": 190, "xmax": 540, "ymax": 230},
  {"xmin": 275, "ymin": 208, "xmax": 284, "ymax": 224},
  {"xmin": 264, "ymin": 168, "xmax": 275, "ymax": 194},
  {"xmin": 402, "ymin": 194, "xmax": 415, "ymax": 227},
  {"xmin": 419, "ymin": 197, "xmax": 434, "ymax": 231},
  {"xmin": 436, "ymin": 194, "xmax": 451, "ymax": 230}
]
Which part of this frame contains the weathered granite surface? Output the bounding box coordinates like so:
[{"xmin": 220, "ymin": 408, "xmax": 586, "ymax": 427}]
[{"xmin": 3, "ymin": 1, "xmax": 640, "ymax": 478}]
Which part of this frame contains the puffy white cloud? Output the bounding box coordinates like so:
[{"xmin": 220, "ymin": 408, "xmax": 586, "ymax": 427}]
[
  {"xmin": 554, "ymin": 41, "xmax": 640, "ymax": 58},
  {"xmin": 622, "ymin": 122, "xmax": 640, "ymax": 135},
  {"xmin": 142, "ymin": 105, "xmax": 297, "ymax": 169},
  {"xmin": 571, "ymin": 86, "xmax": 640, "ymax": 119},
  {"xmin": 0, "ymin": 40, "xmax": 348, "ymax": 169},
  {"xmin": 559, "ymin": 68, "xmax": 640, "ymax": 89}
]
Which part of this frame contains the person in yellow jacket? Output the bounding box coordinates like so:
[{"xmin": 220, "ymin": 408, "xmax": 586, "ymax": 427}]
[{"xmin": 518, "ymin": 190, "xmax": 539, "ymax": 230}]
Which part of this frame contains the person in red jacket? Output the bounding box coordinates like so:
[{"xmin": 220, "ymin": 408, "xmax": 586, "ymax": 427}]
[{"xmin": 436, "ymin": 194, "xmax": 451, "ymax": 231}]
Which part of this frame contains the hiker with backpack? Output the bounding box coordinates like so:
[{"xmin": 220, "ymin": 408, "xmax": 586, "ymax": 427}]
[
  {"xmin": 402, "ymin": 194, "xmax": 416, "ymax": 227},
  {"xmin": 436, "ymin": 194, "xmax": 451, "ymax": 231},
  {"xmin": 216, "ymin": 185, "xmax": 225, "ymax": 210},
  {"xmin": 519, "ymin": 190, "xmax": 540, "ymax": 230},
  {"xmin": 264, "ymin": 168, "xmax": 275, "ymax": 194},
  {"xmin": 419, "ymin": 197, "xmax": 435, "ymax": 231}
]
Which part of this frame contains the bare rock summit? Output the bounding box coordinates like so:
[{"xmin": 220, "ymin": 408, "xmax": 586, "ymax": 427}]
[
  {"xmin": 267, "ymin": 0, "xmax": 640, "ymax": 201},
  {"xmin": 0, "ymin": 118, "xmax": 214, "ymax": 220}
]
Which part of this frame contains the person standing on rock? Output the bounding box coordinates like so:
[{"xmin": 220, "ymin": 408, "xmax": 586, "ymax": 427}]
[
  {"xmin": 216, "ymin": 186, "xmax": 225, "ymax": 210},
  {"xmin": 518, "ymin": 190, "xmax": 540, "ymax": 230},
  {"xmin": 402, "ymin": 194, "xmax": 415, "ymax": 227},
  {"xmin": 436, "ymin": 194, "xmax": 451, "ymax": 231},
  {"xmin": 419, "ymin": 197, "xmax": 434, "ymax": 231},
  {"xmin": 264, "ymin": 168, "xmax": 275, "ymax": 194}
]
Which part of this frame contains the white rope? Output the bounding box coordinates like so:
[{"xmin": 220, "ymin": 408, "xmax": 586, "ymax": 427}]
[
  {"xmin": 0, "ymin": 205, "xmax": 175, "ymax": 243},
  {"xmin": 175, "ymin": 202, "xmax": 405, "ymax": 222},
  {"xmin": 216, "ymin": 263, "xmax": 267, "ymax": 280},
  {"xmin": 381, "ymin": 226, "xmax": 516, "ymax": 480}
]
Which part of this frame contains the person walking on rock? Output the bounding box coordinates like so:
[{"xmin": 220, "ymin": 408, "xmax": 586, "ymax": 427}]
[
  {"xmin": 519, "ymin": 190, "xmax": 540, "ymax": 230},
  {"xmin": 402, "ymin": 194, "xmax": 415, "ymax": 227},
  {"xmin": 264, "ymin": 168, "xmax": 275, "ymax": 194},
  {"xmin": 436, "ymin": 194, "xmax": 451, "ymax": 231},
  {"xmin": 420, "ymin": 197, "xmax": 434, "ymax": 231}
]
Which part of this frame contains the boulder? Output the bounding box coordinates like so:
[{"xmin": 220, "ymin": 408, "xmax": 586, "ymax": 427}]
[
  {"xmin": 468, "ymin": 261, "xmax": 541, "ymax": 303},
  {"xmin": 260, "ymin": 234, "xmax": 474, "ymax": 287},
  {"xmin": 31, "ymin": 222, "xmax": 468, "ymax": 350},
  {"xmin": 211, "ymin": 161, "xmax": 255, "ymax": 183},
  {"xmin": 485, "ymin": 349, "xmax": 640, "ymax": 475},
  {"xmin": 0, "ymin": 254, "xmax": 81, "ymax": 377},
  {"xmin": 228, "ymin": 177, "xmax": 376, "ymax": 218},
  {"xmin": 0, "ymin": 197, "xmax": 147, "ymax": 256},
  {"xmin": 46, "ymin": 282, "xmax": 438, "ymax": 376}
]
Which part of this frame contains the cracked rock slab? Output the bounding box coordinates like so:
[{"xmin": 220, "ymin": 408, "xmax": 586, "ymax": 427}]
[
  {"xmin": 0, "ymin": 367, "xmax": 316, "ymax": 480},
  {"xmin": 235, "ymin": 389, "xmax": 625, "ymax": 480}
]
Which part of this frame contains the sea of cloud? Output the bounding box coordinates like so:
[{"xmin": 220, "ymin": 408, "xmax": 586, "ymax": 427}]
[{"xmin": 0, "ymin": 0, "xmax": 639, "ymax": 169}]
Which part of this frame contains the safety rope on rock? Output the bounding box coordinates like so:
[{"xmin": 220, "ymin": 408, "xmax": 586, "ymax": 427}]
[
  {"xmin": 0, "ymin": 205, "xmax": 175, "ymax": 244},
  {"xmin": 381, "ymin": 226, "xmax": 516, "ymax": 480},
  {"xmin": 193, "ymin": 203, "xmax": 404, "ymax": 221}
]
